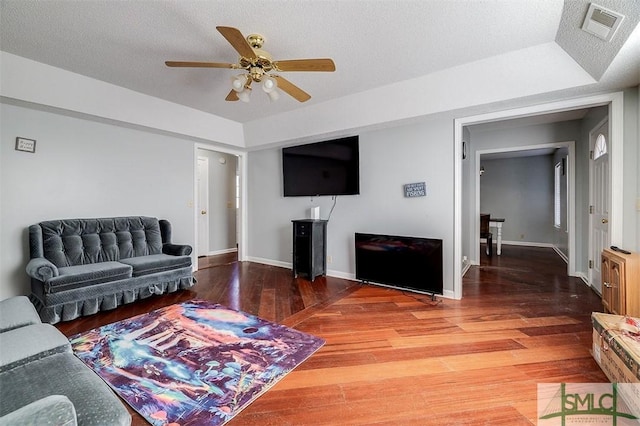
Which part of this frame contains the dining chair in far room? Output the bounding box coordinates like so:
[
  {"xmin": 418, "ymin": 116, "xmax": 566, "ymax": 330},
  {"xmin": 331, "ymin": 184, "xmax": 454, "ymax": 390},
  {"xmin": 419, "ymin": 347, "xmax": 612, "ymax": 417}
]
[{"xmin": 480, "ymin": 214, "xmax": 492, "ymax": 257}]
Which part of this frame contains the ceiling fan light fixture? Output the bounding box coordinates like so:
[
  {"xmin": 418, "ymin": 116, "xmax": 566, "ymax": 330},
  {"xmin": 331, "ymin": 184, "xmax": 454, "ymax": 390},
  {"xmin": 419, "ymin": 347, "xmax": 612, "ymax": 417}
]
[
  {"xmin": 231, "ymin": 75, "xmax": 247, "ymax": 92},
  {"xmin": 266, "ymin": 88, "xmax": 279, "ymax": 102},
  {"xmin": 237, "ymin": 87, "xmax": 251, "ymax": 103},
  {"xmin": 262, "ymin": 76, "xmax": 279, "ymax": 102},
  {"xmin": 262, "ymin": 76, "xmax": 276, "ymax": 92}
]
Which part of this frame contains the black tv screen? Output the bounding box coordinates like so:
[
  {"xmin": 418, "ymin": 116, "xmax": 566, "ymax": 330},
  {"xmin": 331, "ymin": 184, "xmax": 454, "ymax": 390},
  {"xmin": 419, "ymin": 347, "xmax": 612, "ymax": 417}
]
[
  {"xmin": 355, "ymin": 233, "xmax": 443, "ymax": 295},
  {"xmin": 282, "ymin": 136, "xmax": 359, "ymax": 197}
]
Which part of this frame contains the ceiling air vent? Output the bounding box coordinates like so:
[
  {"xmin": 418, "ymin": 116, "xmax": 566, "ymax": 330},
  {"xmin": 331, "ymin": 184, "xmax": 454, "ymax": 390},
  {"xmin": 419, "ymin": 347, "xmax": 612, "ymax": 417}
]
[{"xmin": 581, "ymin": 3, "xmax": 625, "ymax": 42}]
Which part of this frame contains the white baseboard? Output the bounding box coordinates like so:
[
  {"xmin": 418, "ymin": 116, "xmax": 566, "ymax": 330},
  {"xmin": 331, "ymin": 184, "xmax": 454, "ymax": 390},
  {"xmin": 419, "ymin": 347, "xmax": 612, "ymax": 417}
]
[
  {"xmin": 577, "ymin": 272, "xmax": 589, "ymax": 286},
  {"xmin": 552, "ymin": 246, "xmax": 569, "ymax": 264},
  {"xmin": 327, "ymin": 269, "xmax": 356, "ymax": 280},
  {"xmin": 500, "ymin": 240, "xmax": 555, "ymax": 248},
  {"xmin": 204, "ymin": 248, "xmax": 237, "ymax": 256},
  {"xmin": 461, "ymin": 261, "xmax": 472, "ymax": 276},
  {"xmin": 245, "ymin": 256, "xmax": 290, "ymax": 269},
  {"xmin": 246, "ymin": 257, "xmax": 357, "ymax": 281}
]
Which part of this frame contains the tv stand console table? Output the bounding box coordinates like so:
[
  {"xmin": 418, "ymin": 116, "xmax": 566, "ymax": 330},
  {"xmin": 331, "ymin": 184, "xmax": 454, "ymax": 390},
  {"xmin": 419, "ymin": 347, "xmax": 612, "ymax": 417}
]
[{"xmin": 292, "ymin": 219, "xmax": 327, "ymax": 282}]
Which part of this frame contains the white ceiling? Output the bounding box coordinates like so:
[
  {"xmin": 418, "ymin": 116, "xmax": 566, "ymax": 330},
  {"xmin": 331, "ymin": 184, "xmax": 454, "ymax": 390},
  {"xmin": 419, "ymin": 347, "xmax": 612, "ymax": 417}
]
[{"xmin": 2, "ymin": 0, "xmax": 638, "ymax": 129}]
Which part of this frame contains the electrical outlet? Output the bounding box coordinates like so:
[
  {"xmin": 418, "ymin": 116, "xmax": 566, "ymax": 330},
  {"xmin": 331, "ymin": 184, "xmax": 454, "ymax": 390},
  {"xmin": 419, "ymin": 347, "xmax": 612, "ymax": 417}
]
[
  {"xmin": 187, "ymin": 200, "xmax": 193, "ymax": 208},
  {"xmin": 462, "ymin": 256, "xmax": 468, "ymax": 263},
  {"xmin": 520, "ymin": 234, "xmax": 525, "ymax": 240},
  {"xmin": 327, "ymin": 255, "xmax": 333, "ymax": 264}
]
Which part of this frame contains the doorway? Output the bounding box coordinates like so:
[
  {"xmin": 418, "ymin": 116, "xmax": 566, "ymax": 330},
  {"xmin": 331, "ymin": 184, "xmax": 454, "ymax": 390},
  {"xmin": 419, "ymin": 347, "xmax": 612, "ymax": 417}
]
[
  {"xmin": 454, "ymin": 92, "xmax": 624, "ymax": 300},
  {"xmin": 474, "ymin": 142, "xmax": 576, "ymax": 274},
  {"xmin": 194, "ymin": 145, "xmax": 246, "ymax": 267}
]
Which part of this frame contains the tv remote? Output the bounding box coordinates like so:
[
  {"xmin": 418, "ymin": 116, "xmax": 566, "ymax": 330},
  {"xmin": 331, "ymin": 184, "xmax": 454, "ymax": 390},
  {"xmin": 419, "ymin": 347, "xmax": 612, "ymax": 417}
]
[{"xmin": 610, "ymin": 246, "xmax": 631, "ymax": 255}]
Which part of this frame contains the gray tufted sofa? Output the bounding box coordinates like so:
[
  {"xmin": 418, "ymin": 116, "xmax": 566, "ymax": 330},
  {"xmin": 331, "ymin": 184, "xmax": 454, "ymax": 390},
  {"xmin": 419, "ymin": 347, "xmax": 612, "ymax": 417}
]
[
  {"xmin": 27, "ymin": 216, "xmax": 195, "ymax": 324},
  {"xmin": 0, "ymin": 296, "xmax": 131, "ymax": 425}
]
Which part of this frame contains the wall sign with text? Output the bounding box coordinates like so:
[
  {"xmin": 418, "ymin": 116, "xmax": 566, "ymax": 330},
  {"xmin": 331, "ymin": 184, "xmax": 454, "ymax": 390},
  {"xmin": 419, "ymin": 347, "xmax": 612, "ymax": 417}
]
[
  {"xmin": 15, "ymin": 137, "xmax": 36, "ymax": 153},
  {"xmin": 404, "ymin": 182, "xmax": 426, "ymax": 198}
]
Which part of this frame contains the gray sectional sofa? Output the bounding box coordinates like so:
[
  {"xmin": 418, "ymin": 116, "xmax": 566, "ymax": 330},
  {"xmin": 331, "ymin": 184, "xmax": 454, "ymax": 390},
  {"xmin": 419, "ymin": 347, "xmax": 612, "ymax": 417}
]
[
  {"xmin": 27, "ymin": 216, "xmax": 195, "ymax": 324},
  {"xmin": 0, "ymin": 296, "xmax": 131, "ymax": 425}
]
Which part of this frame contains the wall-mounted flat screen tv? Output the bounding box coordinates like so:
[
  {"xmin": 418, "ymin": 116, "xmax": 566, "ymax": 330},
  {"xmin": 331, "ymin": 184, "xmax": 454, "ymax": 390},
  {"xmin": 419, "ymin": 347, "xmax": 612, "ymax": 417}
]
[
  {"xmin": 355, "ymin": 233, "xmax": 443, "ymax": 296},
  {"xmin": 282, "ymin": 136, "xmax": 359, "ymax": 197}
]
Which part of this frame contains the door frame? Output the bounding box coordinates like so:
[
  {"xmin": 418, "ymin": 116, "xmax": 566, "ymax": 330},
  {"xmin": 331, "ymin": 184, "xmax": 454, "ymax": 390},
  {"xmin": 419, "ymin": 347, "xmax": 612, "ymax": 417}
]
[
  {"xmin": 474, "ymin": 141, "xmax": 576, "ymax": 272},
  {"xmin": 453, "ymin": 91, "xmax": 624, "ymax": 300},
  {"xmin": 587, "ymin": 117, "xmax": 610, "ymax": 291},
  {"xmin": 193, "ymin": 143, "xmax": 247, "ymax": 271}
]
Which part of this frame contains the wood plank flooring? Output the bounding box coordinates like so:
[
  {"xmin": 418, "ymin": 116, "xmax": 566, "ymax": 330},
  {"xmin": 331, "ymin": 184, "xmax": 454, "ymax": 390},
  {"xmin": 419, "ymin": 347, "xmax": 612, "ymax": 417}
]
[{"xmin": 56, "ymin": 246, "xmax": 608, "ymax": 425}]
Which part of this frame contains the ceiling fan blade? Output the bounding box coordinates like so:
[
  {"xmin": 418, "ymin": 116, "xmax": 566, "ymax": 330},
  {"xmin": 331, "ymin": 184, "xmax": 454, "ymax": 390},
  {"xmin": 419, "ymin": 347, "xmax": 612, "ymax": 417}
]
[
  {"xmin": 165, "ymin": 61, "xmax": 235, "ymax": 68},
  {"xmin": 225, "ymin": 90, "xmax": 239, "ymax": 101},
  {"xmin": 216, "ymin": 26, "xmax": 256, "ymax": 60},
  {"xmin": 272, "ymin": 75, "xmax": 311, "ymax": 102},
  {"xmin": 274, "ymin": 59, "xmax": 336, "ymax": 72}
]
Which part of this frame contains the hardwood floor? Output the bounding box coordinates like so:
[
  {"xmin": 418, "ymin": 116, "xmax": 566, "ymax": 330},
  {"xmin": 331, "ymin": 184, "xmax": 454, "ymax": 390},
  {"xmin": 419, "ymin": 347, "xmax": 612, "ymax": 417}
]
[{"xmin": 56, "ymin": 245, "xmax": 608, "ymax": 425}]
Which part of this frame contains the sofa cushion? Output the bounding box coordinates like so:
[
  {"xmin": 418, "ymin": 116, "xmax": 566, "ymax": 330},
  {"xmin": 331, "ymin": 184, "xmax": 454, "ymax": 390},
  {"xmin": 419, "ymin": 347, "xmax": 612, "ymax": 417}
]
[
  {"xmin": 0, "ymin": 395, "xmax": 77, "ymax": 426},
  {"xmin": 0, "ymin": 296, "xmax": 41, "ymax": 333},
  {"xmin": 45, "ymin": 262, "xmax": 132, "ymax": 294},
  {"xmin": 0, "ymin": 324, "xmax": 71, "ymax": 373},
  {"xmin": 0, "ymin": 352, "xmax": 131, "ymax": 425},
  {"xmin": 38, "ymin": 217, "xmax": 163, "ymax": 267},
  {"xmin": 118, "ymin": 254, "xmax": 192, "ymax": 277}
]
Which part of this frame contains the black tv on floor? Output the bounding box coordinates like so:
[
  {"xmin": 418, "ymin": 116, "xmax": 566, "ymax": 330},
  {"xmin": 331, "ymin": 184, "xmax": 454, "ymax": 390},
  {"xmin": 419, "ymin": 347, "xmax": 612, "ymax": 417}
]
[{"xmin": 355, "ymin": 233, "xmax": 443, "ymax": 296}]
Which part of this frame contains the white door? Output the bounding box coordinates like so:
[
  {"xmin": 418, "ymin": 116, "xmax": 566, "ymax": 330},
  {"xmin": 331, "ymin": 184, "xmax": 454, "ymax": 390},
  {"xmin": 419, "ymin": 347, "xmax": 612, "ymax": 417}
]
[
  {"xmin": 589, "ymin": 119, "xmax": 609, "ymax": 293},
  {"xmin": 197, "ymin": 157, "xmax": 210, "ymax": 256}
]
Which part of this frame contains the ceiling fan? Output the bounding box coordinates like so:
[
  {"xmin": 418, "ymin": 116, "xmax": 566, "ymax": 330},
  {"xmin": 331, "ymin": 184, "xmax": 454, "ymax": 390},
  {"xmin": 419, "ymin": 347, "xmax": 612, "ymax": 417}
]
[{"xmin": 165, "ymin": 26, "xmax": 336, "ymax": 103}]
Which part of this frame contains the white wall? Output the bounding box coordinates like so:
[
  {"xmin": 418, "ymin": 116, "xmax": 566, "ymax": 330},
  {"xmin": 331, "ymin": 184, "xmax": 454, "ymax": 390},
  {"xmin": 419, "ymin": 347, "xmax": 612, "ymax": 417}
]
[
  {"xmin": 247, "ymin": 117, "xmax": 456, "ymax": 297},
  {"xmin": 622, "ymin": 87, "xmax": 639, "ymax": 252},
  {"xmin": 0, "ymin": 102, "xmax": 196, "ymax": 299},
  {"xmin": 637, "ymin": 87, "xmax": 640, "ymax": 251},
  {"xmin": 243, "ymin": 43, "xmax": 595, "ymax": 147},
  {"xmin": 480, "ymin": 155, "xmax": 555, "ymax": 244},
  {"xmin": 1, "ymin": 52, "xmax": 244, "ymax": 147}
]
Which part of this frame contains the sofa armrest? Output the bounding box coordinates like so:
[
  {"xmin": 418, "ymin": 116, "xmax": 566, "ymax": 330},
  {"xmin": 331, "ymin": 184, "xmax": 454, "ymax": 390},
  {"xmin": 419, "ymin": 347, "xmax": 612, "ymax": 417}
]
[
  {"xmin": 26, "ymin": 257, "xmax": 59, "ymax": 282},
  {"xmin": 0, "ymin": 324, "xmax": 71, "ymax": 372},
  {"xmin": 163, "ymin": 243, "xmax": 193, "ymax": 256},
  {"xmin": 159, "ymin": 219, "xmax": 193, "ymax": 256},
  {"xmin": 0, "ymin": 296, "xmax": 41, "ymax": 333},
  {"xmin": 0, "ymin": 395, "xmax": 77, "ymax": 426}
]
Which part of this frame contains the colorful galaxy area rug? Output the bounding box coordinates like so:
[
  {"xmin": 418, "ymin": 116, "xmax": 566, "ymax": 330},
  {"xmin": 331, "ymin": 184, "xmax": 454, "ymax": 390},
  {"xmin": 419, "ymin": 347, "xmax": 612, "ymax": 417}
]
[{"xmin": 69, "ymin": 300, "xmax": 324, "ymax": 425}]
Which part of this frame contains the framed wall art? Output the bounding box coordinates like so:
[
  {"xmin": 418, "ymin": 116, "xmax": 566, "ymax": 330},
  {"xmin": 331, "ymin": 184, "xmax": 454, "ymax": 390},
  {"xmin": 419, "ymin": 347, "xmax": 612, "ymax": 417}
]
[{"xmin": 15, "ymin": 137, "xmax": 36, "ymax": 153}]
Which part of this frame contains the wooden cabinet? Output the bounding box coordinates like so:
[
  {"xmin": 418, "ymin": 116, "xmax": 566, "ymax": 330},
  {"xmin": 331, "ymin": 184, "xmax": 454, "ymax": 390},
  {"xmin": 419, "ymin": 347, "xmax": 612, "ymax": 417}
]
[
  {"xmin": 601, "ymin": 248, "xmax": 640, "ymax": 317},
  {"xmin": 292, "ymin": 220, "xmax": 327, "ymax": 282}
]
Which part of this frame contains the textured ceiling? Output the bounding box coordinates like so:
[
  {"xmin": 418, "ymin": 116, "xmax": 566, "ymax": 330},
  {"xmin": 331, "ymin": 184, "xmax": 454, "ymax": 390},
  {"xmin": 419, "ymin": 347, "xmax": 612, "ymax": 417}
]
[
  {"xmin": 0, "ymin": 0, "xmax": 638, "ymax": 125},
  {"xmin": 556, "ymin": 0, "xmax": 640, "ymax": 79}
]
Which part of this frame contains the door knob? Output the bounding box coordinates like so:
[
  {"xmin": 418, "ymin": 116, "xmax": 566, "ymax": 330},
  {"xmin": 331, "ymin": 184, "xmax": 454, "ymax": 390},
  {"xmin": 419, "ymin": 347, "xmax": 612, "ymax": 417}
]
[
  {"xmin": 201, "ymin": 210, "xmax": 207, "ymax": 215},
  {"xmin": 602, "ymin": 218, "xmax": 608, "ymax": 224}
]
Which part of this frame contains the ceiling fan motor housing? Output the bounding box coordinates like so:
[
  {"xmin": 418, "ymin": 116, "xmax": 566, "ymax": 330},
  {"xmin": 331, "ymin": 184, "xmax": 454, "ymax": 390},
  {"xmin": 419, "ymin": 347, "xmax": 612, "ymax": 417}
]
[{"xmin": 246, "ymin": 34, "xmax": 265, "ymax": 49}]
